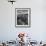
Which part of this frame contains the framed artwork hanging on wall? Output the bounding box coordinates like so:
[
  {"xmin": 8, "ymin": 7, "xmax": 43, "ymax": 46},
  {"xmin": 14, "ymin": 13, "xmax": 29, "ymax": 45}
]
[{"xmin": 15, "ymin": 8, "xmax": 31, "ymax": 28}]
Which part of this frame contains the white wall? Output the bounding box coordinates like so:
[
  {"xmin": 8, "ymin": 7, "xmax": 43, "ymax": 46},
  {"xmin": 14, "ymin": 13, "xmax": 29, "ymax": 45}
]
[{"xmin": 0, "ymin": 0, "xmax": 46, "ymax": 42}]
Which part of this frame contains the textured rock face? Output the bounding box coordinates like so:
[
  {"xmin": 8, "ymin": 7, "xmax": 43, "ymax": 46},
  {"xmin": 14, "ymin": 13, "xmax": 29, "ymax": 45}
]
[
  {"xmin": 17, "ymin": 9, "xmax": 28, "ymax": 25},
  {"xmin": 17, "ymin": 14, "xmax": 28, "ymax": 25}
]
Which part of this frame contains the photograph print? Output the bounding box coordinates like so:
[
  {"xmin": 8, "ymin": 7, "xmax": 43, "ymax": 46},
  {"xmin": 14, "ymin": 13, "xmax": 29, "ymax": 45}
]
[{"xmin": 15, "ymin": 8, "xmax": 31, "ymax": 28}]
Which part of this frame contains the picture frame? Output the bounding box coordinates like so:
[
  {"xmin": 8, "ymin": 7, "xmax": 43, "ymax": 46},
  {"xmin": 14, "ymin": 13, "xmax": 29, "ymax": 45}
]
[{"xmin": 15, "ymin": 8, "xmax": 31, "ymax": 28}]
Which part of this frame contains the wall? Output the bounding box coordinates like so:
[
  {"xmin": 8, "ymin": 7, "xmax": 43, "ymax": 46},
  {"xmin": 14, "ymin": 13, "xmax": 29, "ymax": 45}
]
[{"xmin": 0, "ymin": 0, "xmax": 46, "ymax": 42}]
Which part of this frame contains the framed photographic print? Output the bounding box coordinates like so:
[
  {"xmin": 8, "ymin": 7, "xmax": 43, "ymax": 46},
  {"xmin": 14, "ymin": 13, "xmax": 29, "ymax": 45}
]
[{"xmin": 15, "ymin": 8, "xmax": 31, "ymax": 28}]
